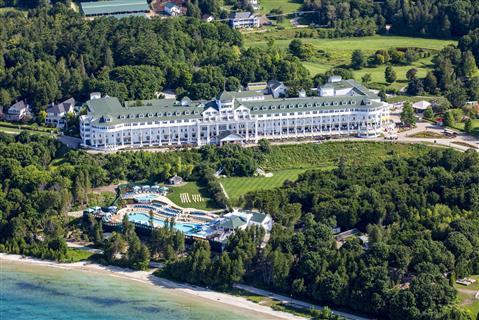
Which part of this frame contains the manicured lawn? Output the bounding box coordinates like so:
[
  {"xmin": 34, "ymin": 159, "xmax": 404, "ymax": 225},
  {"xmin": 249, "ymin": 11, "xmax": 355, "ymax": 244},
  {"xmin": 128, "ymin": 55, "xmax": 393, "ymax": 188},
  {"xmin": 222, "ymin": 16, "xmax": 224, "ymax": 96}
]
[
  {"xmin": 259, "ymin": 0, "xmax": 303, "ymax": 14},
  {"xmin": 64, "ymin": 248, "xmax": 95, "ymax": 263},
  {"xmin": 409, "ymin": 131, "xmax": 444, "ymax": 139},
  {"xmin": 244, "ymin": 35, "xmax": 455, "ymax": 65},
  {"xmin": 221, "ymin": 168, "xmax": 312, "ymax": 201},
  {"xmin": 449, "ymin": 119, "xmax": 479, "ymax": 136},
  {"xmin": 166, "ymin": 181, "xmax": 221, "ymax": 211},
  {"xmin": 244, "ymin": 34, "xmax": 454, "ymax": 87},
  {"xmin": 457, "ymin": 291, "xmax": 479, "ymax": 318},
  {"xmin": 259, "ymin": 141, "xmax": 433, "ymax": 171}
]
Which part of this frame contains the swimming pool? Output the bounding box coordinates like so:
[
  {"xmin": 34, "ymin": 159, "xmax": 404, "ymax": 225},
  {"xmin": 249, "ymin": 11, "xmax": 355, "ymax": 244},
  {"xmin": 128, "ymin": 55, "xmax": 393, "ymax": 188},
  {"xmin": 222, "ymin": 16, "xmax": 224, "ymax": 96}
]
[
  {"xmin": 128, "ymin": 212, "xmax": 200, "ymax": 234},
  {"xmin": 134, "ymin": 194, "xmax": 159, "ymax": 203}
]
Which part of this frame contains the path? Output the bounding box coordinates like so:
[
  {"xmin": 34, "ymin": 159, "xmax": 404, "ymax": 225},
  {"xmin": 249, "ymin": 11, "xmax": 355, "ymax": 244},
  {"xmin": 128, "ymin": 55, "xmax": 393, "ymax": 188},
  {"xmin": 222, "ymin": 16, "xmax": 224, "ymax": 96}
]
[
  {"xmin": 234, "ymin": 284, "xmax": 371, "ymax": 320},
  {"xmin": 219, "ymin": 182, "xmax": 229, "ymax": 200}
]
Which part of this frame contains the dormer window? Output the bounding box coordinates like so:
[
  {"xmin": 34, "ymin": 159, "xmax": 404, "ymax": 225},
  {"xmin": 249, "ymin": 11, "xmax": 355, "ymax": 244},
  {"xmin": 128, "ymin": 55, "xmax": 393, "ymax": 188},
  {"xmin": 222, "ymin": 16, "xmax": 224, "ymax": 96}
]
[
  {"xmin": 351, "ymin": 101, "xmax": 356, "ymax": 105},
  {"xmin": 307, "ymin": 103, "xmax": 312, "ymax": 108},
  {"xmin": 194, "ymin": 110, "xmax": 199, "ymax": 114},
  {"xmin": 139, "ymin": 114, "xmax": 144, "ymax": 118},
  {"xmin": 298, "ymin": 104, "xmax": 303, "ymax": 108},
  {"xmin": 147, "ymin": 113, "xmax": 153, "ymax": 117},
  {"xmin": 333, "ymin": 102, "xmax": 338, "ymax": 106},
  {"xmin": 185, "ymin": 111, "xmax": 190, "ymax": 115},
  {"xmin": 271, "ymin": 106, "xmax": 277, "ymax": 110},
  {"xmin": 262, "ymin": 106, "xmax": 267, "ymax": 110},
  {"xmin": 167, "ymin": 112, "xmax": 172, "ymax": 116},
  {"xmin": 280, "ymin": 105, "xmax": 286, "ymax": 109},
  {"xmin": 120, "ymin": 115, "xmax": 126, "ymax": 119},
  {"xmin": 288, "ymin": 104, "xmax": 294, "ymax": 109},
  {"xmin": 129, "ymin": 114, "xmax": 135, "ymax": 119}
]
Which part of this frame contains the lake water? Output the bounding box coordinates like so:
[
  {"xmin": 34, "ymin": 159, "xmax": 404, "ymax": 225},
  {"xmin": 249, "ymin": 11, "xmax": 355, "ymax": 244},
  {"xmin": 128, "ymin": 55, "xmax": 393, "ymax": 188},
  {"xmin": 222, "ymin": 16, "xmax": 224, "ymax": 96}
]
[{"xmin": 0, "ymin": 261, "xmax": 264, "ymax": 320}]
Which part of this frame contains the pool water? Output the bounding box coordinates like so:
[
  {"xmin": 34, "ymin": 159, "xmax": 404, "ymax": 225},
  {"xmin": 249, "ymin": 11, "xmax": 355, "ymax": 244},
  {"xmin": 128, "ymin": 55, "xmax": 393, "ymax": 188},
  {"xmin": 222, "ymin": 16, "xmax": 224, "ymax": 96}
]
[
  {"xmin": 128, "ymin": 212, "xmax": 199, "ymax": 234},
  {"xmin": 134, "ymin": 194, "xmax": 159, "ymax": 203}
]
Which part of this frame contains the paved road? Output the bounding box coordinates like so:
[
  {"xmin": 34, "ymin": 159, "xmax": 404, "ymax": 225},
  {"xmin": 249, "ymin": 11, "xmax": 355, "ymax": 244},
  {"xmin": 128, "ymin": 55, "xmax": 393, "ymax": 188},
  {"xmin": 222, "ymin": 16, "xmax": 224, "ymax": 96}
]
[{"xmin": 234, "ymin": 283, "xmax": 371, "ymax": 320}]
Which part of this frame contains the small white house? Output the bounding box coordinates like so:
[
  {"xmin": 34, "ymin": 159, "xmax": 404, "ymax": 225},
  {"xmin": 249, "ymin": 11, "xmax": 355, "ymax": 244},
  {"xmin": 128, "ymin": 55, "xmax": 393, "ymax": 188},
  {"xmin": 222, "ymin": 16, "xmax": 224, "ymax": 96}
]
[
  {"xmin": 267, "ymin": 80, "xmax": 287, "ymax": 98},
  {"xmin": 164, "ymin": 2, "xmax": 181, "ymax": 16},
  {"xmin": 6, "ymin": 100, "xmax": 29, "ymax": 122},
  {"xmin": 202, "ymin": 14, "xmax": 214, "ymax": 22},
  {"xmin": 46, "ymin": 98, "xmax": 75, "ymax": 128},
  {"xmin": 229, "ymin": 11, "xmax": 260, "ymax": 29}
]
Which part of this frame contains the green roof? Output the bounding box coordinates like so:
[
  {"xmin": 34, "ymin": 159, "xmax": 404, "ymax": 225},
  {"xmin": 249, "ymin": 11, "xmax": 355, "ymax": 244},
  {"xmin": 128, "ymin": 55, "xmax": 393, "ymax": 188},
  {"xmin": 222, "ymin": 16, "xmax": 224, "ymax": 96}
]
[
  {"xmin": 221, "ymin": 216, "xmax": 247, "ymax": 230},
  {"xmin": 251, "ymin": 212, "xmax": 267, "ymax": 223},
  {"xmin": 81, "ymin": 0, "xmax": 149, "ymax": 16}
]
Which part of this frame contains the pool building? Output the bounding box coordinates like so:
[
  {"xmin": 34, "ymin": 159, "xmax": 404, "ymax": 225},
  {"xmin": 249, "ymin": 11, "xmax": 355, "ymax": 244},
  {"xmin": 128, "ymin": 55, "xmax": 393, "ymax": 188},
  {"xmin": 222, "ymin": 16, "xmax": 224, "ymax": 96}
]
[{"xmin": 84, "ymin": 185, "xmax": 272, "ymax": 249}]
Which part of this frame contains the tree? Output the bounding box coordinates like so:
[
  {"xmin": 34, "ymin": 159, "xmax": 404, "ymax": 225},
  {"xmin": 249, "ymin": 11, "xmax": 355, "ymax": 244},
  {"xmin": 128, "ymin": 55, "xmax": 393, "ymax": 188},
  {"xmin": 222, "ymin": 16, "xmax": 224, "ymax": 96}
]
[
  {"xmin": 385, "ymin": 66, "xmax": 397, "ymax": 84},
  {"xmin": 444, "ymin": 111, "xmax": 456, "ymax": 127},
  {"xmin": 361, "ymin": 73, "xmax": 372, "ymax": 84},
  {"xmin": 423, "ymin": 72, "xmax": 438, "ymax": 94},
  {"xmin": 424, "ymin": 106, "xmax": 434, "ymax": 120},
  {"xmin": 461, "ymin": 51, "xmax": 477, "ymax": 78},
  {"xmin": 400, "ymin": 102, "xmax": 416, "ymax": 126},
  {"xmin": 351, "ymin": 49, "xmax": 366, "ymax": 69},
  {"xmin": 406, "ymin": 68, "xmax": 418, "ymax": 81},
  {"xmin": 464, "ymin": 119, "xmax": 473, "ymax": 133}
]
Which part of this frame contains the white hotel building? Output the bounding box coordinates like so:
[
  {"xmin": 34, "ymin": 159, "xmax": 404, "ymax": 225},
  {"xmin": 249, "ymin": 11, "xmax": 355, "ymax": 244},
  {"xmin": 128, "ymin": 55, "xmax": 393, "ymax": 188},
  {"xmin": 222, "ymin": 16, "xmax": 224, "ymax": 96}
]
[{"xmin": 80, "ymin": 77, "xmax": 391, "ymax": 151}]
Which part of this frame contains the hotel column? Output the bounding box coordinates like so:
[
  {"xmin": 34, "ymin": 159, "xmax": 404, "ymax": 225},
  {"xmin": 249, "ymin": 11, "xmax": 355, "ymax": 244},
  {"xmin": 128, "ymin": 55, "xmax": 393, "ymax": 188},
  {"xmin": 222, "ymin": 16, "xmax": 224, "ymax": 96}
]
[
  {"xmin": 254, "ymin": 119, "xmax": 258, "ymax": 143},
  {"xmin": 206, "ymin": 125, "xmax": 210, "ymax": 144},
  {"xmin": 245, "ymin": 122, "xmax": 249, "ymax": 142},
  {"xmin": 197, "ymin": 123, "xmax": 201, "ymax": 146},
  {"xmin": 177, "ymin": 125, "xmax": 181, "ymax": 145},
  {"xmin": 168, "ymin": 127, "xmax": 171, "ymax": 145},
  {"xmin": 121, "ymin": 130, "xmax": 124, "ymax": 147},
  {"xmin": 149, "ymin": 128, "xmax": 152, "ymax": 146}
]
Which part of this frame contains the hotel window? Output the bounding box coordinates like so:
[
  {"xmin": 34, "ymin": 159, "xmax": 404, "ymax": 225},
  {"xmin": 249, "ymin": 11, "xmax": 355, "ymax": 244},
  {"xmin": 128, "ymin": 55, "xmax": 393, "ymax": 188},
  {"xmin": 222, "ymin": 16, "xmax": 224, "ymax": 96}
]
[
  {"xmin": 280, "ymin": 105, "xmax": 286, "ymax": 109},
  {"xmin": 288, "ymin": 105, "xmax": 294, "ymax": 109},
  {"xmin": 298, "ymin": 104, "xmax": 303, "ymax": 108},
  {"xmin": 120, "ymin": 115, "xmax": 126, "ymax": 119},
  {"xmin": 167, "ymin": 112, "xmax": 172, "ymax": 116},
  {"xmin": 271, "ymin": 106, "xmax": 277, "ymax": 110},
  {"xmin": 147, "ymin": 113, "xmax": 153, "ymax": 117},
  {"xmin": 262, "ymin": 106, "xmax": 267, "ymax": 110},
  {"xmin": 185, "ymin": 111, "xmax": 190, "ymax": 115},
  {"xmin": 139, "ymin": 114, "xmax": 144, "ymax": 118},
  {"xmin": 129, "ymin": 114, "xmax": 135, "ymax": 118},
  {"xmin": 307, "ymin": 104, "xmax": 312, "ymax": 108}
]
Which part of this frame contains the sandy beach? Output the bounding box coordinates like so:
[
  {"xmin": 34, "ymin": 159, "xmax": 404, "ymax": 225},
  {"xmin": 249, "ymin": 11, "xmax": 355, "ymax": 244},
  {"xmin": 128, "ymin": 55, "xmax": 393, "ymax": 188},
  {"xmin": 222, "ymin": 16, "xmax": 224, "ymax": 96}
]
[{"xmin": 0, "ymin": 253, "xmax": 305, "ymax": 320}]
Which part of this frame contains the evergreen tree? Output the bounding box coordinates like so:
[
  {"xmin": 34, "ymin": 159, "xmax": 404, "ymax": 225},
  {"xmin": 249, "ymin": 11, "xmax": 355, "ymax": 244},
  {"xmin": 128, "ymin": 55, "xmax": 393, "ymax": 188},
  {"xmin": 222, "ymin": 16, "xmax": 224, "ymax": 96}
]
[
  {"xmin": 400, "ymin": 102, "xmax": 416, "ymax": 126},
  {"xmin": 385, "ymin": 66, "xmax": 397, "ymax": 83},
  {"xmin": 351, "ymin": 49, "xmax": 366, "ymax": 69}
]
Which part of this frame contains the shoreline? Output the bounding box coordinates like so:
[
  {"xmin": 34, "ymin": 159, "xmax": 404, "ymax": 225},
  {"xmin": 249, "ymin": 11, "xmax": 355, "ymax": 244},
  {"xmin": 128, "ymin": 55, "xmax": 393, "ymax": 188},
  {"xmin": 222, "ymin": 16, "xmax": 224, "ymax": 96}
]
[{"xmin": 0, "ymin": 253, "xmax": 305, "ymax": 320}]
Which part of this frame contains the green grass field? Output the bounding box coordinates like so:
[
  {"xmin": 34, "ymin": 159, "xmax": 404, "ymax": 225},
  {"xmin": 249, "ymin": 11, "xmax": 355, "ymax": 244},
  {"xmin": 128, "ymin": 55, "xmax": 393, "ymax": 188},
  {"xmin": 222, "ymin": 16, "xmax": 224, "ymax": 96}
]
[
  {"xmin": 259, "ymin": 0, "xmax": 302, "ymax": 14},
  {"xmin": 63, "ymin": 248, "xmax": 95, "ymax": 263},
  {"xmin": 220, "ymin": 142, "xmax": 435, "ymax": 201},
  {"xmin": 166, "ymin": 181, "xmax": 221, "ymax": 211},
  {"xmin": 449, "ymin": 119, "xmax": 479, "ymax": 136},
  {"xmin": 244, "ymin": 34, "xmax": 455, "ymax": 87},
  {"xmin": 259, "ymin": 141, "xmax": 432, "ymax": 171},
  {"xmin": 221, "ymin": 168, "xmax": 310, "ymax": 201},
  {"xmin": 455, "ymin": 275, "xmax": 479, "ymax": 318}
]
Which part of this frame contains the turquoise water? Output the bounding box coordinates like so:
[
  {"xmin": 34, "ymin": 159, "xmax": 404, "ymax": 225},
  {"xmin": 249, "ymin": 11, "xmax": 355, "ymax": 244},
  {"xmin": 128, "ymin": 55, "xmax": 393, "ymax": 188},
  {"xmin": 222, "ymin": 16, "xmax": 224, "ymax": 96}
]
[
  {"xmin": 128, "ymin": 212, "xmax": 199, "ymax": 234},
  {"xmin": 134, "ymin": 194, "xmax": 159, "ymax": 202},
  {"xmin": 0, "ymin": 261, "xmax": 262, "ymax": 320}
]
